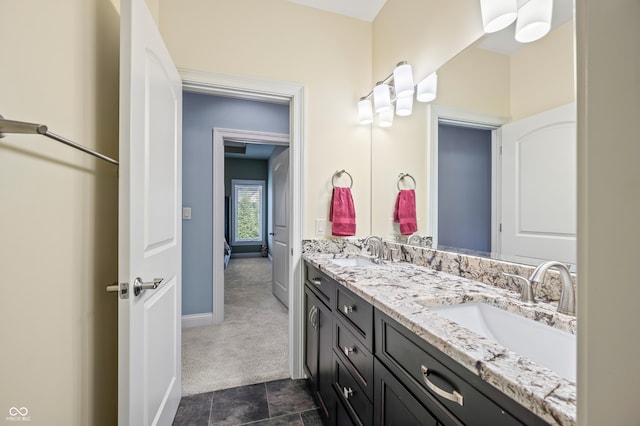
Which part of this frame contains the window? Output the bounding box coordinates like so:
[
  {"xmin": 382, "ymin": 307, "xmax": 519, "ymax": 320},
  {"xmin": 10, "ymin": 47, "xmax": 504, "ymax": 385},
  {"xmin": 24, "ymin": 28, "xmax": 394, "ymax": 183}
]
[{"xmin": 231, "ymin": 180, "xmax": 265, "ymax": 245}]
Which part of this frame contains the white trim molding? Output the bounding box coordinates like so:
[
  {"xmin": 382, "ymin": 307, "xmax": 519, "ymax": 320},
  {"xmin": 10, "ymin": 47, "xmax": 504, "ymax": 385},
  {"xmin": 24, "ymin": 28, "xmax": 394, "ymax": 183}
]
[
  {"xmin": 181, "ymin": 313, "xmax": 213, "ymax": 329},
  {"xmin": 180, "ymin": 68, "xmax": 305, "ymax": 381}
]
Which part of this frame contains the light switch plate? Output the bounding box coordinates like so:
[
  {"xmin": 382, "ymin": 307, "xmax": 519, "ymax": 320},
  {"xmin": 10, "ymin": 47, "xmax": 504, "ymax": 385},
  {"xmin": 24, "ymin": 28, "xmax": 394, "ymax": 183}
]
[
  {"xmin": 182, "ymin": 207, "xmax": 192, "ymax": 220},
  {"xmin": 315, "ymin": 219, "xmax": 326, "ymax": 235}
]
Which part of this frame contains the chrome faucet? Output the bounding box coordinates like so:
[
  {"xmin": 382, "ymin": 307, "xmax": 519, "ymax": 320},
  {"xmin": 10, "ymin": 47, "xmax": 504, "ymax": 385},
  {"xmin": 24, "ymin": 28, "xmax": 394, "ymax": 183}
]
[
  {"xmin": 407, "ymin": 233, "xmax": 422, "ymax": 246},
  {"xmin": 529, "ymin": 261, "xmax": 576, "ymax": 316},
  {"xmin": 363, "ymin": 235, "xmax": 384, "ymax": 261}
]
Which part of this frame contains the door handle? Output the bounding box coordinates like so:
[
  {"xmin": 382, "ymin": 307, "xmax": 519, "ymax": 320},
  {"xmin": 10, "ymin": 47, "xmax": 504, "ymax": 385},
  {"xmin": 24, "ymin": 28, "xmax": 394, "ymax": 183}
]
[{"xmin": 134, "ymin": 277, "xmax": 163, "ymax": 296}]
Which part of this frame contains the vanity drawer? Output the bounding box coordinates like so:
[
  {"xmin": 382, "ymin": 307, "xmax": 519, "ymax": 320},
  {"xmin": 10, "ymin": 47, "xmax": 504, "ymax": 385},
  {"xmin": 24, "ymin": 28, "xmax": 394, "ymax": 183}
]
[
  {"xmin": 333, "ymin": 353, "xmax": 373, "ymax": 426},
  {"xmin": 334, "ymin": 316, "xmax": 374, "ymax": 402},
  {"xmin": 305, "ymin": 263, "xmax": 334, "ymax": 304},
  {"xmin": 375, "ymin": 310, "xmax": 526, "ymax": 426},
  {"xmin": 334, "ymin": 285, "xmax": 373, "ymax": 350}
]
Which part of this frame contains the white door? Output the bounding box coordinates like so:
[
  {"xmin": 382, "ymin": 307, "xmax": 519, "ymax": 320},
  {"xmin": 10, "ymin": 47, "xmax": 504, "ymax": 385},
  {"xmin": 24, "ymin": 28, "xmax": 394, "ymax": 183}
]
[
  {"xmin": 118, "ymin": 0, "xmax": 182, "ymax": 425},
  {"xmin": 500, "ymin": 103, "xmax": 576, "ymax": 265},
  {"xmin": 272, "ymin": 148, "xmax": 290, "ymax": 307}
]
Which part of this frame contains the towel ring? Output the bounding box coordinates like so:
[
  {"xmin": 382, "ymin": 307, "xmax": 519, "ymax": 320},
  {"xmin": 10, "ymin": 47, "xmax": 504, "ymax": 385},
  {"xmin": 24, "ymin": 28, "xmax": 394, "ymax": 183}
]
[
  {"xmin": 397, "ymin": 173, "xmax": 416, "ymax": 191},
  {"xmin": 332, "ymin": 170, "xmax": 353, "ymax": 188}
]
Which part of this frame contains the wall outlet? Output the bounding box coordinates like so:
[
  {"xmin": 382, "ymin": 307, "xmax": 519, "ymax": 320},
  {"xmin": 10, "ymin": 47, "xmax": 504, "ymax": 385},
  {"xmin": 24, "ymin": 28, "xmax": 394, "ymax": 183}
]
[
  {"xmin": 182, "ymin": 207, "xmax": 192, "ymax": 220},
  {"xmin": 315, "ymin": 219, "xmax": 326, "ymax": 235}
]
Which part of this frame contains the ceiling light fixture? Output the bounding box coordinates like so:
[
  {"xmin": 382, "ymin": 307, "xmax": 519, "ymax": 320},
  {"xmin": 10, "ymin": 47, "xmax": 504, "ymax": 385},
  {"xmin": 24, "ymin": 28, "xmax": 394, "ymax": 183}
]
[
  {"xmin": 358, "ymin": 61, "xmax": 438, "ymax": 127},
  {"xmin": 480, "ymin": 0, "xmax": 554, "ymax": 44}
]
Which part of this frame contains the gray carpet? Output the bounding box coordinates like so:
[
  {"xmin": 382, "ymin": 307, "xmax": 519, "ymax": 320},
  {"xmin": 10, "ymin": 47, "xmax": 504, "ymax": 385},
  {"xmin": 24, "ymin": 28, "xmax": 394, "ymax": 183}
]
[{"xmin": 181, "ymin": 257, "xmax": 289, "ymax": 396}]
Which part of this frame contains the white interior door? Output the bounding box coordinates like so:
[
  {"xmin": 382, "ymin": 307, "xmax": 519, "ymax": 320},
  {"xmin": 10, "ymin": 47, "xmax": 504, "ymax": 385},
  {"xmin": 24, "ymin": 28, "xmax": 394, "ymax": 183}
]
[
  {"xmin": 272, "ymin": 148, "xmax": 290, "ymax": 307},
  {"xmin": 500, "ymin": 103, "xmax": 576, "ymax": 265},
  {"xmin": 118, "ymin": 0, "xmax": 183, "ymax": 424}
]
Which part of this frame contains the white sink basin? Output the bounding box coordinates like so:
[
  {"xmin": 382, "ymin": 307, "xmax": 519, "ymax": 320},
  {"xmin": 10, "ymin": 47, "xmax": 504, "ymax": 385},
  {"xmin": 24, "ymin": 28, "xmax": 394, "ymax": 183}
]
[
  {"xmin": 431, "ymin": 302, "xmax": 576, "ymax": 382},
  {"xmin": 329, "ymin": 257, "xmax": 379, "ymax": 267}
]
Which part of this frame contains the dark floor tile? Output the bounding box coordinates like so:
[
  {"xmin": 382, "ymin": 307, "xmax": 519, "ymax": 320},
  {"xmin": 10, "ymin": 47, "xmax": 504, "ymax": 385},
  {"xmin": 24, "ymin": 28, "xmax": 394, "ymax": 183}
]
[
  {"xmin": 247, "ymin": 413, "xmax": 303, "ymax": 426},
  {"xmin": 173, "ymin": 392, "xmax": 213, "ymax": 426},
  {"xmin": 266, "ymin": 379, "xmax": 318, "ymax": 417},
  {"xmin": 209, "ymin": 383, "xmax": 269, "ymax": 425},
  {"xmin": 300, "ymin": 409, "xmax": 324, "ymax": 426}
]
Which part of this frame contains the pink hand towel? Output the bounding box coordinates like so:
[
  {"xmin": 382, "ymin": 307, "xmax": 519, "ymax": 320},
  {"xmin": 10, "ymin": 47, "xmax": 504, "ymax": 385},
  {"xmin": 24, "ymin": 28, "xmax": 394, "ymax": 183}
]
[
  {"xmin": 329, "ymin": 187, "xmax": 356, "ymax": 236},
  {"xmin": 394, "ymin": 189, "xmax": 417, "ymax": 235}
]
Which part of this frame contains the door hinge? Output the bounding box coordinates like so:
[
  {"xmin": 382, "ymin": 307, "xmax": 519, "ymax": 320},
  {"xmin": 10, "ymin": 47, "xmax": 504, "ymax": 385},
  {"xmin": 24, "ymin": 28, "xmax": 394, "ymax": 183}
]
[
  {"xmin": 500, "ymin": 146, "xmax": 503, "ymax": 155},
  {"xmin": 499, "ymin": 223, "xmax": 502, "ymax": 232}
]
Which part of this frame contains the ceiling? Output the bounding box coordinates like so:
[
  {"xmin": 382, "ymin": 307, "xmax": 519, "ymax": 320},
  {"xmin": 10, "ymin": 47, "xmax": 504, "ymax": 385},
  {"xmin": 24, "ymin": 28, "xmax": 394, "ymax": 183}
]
[
  {"xmin": 224, "ymin": 141, "xmax": 277, "ymax": 160},
  {"xmin": 288, "ymin": 0, "xmax": 387, "ymax": 22},
  {"xmin": 288, "ymin": 0, "xmax": 574, "ymax": 56}
]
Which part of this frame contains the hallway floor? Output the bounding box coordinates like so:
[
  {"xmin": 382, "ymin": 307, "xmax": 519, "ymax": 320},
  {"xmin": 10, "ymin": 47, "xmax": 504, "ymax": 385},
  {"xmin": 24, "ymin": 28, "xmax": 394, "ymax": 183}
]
[
  {"xmin": 172, "ymin": 378, "xmax": 323, "ymax": 426},
  {"xmin": 182, "ymin": 257, "xmax": 289, "ymax": 395}
]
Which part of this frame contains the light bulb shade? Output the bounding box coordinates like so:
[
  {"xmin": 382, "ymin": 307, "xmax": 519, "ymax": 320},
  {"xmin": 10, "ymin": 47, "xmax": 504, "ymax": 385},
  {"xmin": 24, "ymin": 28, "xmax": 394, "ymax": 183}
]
[
  {"xmin": 480, "ymin": 0, "xmax": 517, "ymax": 33},
  {"xmin": 393, "ymin": 63, "xmax": 414, "ymax": 98},
  {"xmin": 378, "ymin": 109, "xmax": 394, "ymax": 127},
  {"xmin": 416, "ymin": 72, "xmax": 438, "ymax": 103},
  {"xmin": 358, "ymin": 98, "xmax": 373, "ymax": 124},
  {"xmin": 373, "ymin": 83, "xmax": 392, "ymax": 113},
  {"xmin": 396, "ymin": 96, "xmax": 413, "ymax": 117},
  {"xmin": 515, "ymin": 0, "xmax": 553, "ymax": 43}
]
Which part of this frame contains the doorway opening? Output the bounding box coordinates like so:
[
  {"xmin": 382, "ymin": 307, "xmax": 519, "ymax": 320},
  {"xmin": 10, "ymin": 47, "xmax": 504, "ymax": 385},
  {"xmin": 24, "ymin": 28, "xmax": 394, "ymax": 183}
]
[{"xmin": 179, "ymin": 69, "xmax": 306, "ymax": 393}]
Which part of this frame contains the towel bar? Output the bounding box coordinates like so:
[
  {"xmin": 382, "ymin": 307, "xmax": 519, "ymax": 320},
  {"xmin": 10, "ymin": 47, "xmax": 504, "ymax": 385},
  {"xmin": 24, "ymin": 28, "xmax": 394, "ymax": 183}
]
[
  {"xmin": 332, "ymin": 169, "xmax": 353, "ymax": 188},
  {"xmin": 0, "ymin": 115, "xmax": 118, "ymax": 166},
  {"xmin": 397, "ymin": 173, "xmax": 416, "ymax": 190}
]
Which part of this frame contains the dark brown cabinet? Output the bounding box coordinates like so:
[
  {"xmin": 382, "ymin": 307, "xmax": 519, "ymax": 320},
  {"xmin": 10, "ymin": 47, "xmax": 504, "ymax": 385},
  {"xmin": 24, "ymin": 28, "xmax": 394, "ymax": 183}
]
[
  {"xmin": 303, "ymin": 261, "xmax": 547, "ymax": 426},
  {"xmin": 304, "ymin": 285, "xmax": 334, "ymax": 419}
]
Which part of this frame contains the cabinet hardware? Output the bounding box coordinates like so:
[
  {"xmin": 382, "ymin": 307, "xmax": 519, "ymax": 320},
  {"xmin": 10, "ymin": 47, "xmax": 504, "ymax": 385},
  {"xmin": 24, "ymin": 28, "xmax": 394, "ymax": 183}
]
[
  {"xmin": 342, "ymin": 386, "xmax": 353, "ymax": 400},
  {"xmin": 311, "ymin": 306, "xmax": 319, "ymax": 329},
  {"xmin": 421, "ymin": 365, "xmax": 464, "ymax": 406},
  {"xmin": 343, "ymin": 346, "xmax": 355, "ymax": 357},
  {"xmin": 311, "ymin": 277, "xmax": 322, "ymax": 286},
  {"xmin": 343, "ymin": 305, "xmax": 354, "ymax": 314}
]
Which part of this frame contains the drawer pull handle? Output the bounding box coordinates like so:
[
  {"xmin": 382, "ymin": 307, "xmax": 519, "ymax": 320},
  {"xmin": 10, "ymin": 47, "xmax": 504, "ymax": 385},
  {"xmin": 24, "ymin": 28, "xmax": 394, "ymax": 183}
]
[
  {"xmin": 421, "ymin": 365, "xmax": 464, "ymax": 406},
  {"xmin": 343, "ymin": 346, "xmax": 355, "ymax": 357},
  {"xmin": 311, "ymin": 277, "xmax": 322, "ymax": 286},
  {"xmin": 342, "ymin": 386, "xmax": 353, "ymax": 400},
  {"xmin": 343, "ymin": 305, "xmax": 354, "ymax": 314}
]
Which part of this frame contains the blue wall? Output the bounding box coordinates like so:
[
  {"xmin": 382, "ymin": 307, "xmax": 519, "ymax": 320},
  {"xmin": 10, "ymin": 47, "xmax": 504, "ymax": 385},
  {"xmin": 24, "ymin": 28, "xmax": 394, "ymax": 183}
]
[
  {"xmin": 438, "ymin": 123, "xmax": 492, "ymax": 253},
  {"xmin": 182, "ymin": 92, "xmax": 289, "ymax": 315}
]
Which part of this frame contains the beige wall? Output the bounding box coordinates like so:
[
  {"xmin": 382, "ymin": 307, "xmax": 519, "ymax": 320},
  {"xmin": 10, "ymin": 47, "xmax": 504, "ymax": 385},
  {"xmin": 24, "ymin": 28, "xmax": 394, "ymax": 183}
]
[
  {"xmin": 159, "ymin": 0, "xmax": 373, "ymax": 238},
  {"xmin": 577, "ymin": 0, "xmax": 640, "ymax": 423},
  {"xmin": 0, "ymin": 1, "xmax": 119, "ymax": 425},
  {"xmin": 510, "ymin": 20, "xmax": 575, "ymax": 120}
]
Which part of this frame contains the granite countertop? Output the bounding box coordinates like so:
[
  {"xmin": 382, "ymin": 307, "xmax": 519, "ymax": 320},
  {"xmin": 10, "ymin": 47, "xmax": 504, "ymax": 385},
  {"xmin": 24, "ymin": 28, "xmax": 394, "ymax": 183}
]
[{"xmin": 303, "ymin": 252, "xmax": 577, "ymax": 426}]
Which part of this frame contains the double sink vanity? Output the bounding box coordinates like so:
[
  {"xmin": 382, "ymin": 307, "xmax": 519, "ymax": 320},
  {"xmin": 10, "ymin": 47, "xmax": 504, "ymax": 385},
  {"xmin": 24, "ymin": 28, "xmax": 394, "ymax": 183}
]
[{"xmin": 302, "ymin": 239, "xmax": 576, "ymax": 425}]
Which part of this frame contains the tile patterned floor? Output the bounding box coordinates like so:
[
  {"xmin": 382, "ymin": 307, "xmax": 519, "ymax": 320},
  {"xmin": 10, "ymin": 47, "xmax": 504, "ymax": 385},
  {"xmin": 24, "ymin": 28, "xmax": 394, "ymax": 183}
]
[{"xmin": 173, "ymin": 378, "xmax": 324, "ymax": 426}]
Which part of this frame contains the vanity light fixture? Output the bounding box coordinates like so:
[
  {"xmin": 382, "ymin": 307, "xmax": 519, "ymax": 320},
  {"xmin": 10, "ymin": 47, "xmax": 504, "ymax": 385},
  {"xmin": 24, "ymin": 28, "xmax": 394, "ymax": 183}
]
[
  {"xmin": 515, "ymin": 0, "xmax": 553, "ymax": 43},
  {"xmin": 373, "ymin": 82, "xmax": 392, "ymax": 113},
  {"xmin": 358, "ymin": 97, "xmax": 374, "ymax": 124},
  {"xmin": 480, "ymin": 0, "xmax": 554, "ymax": 44},
  {"xmin": 378, "ymin": 109, "xmax": 394, "ymax": 128},
  {"xmin": 416, "ymin": 72, "xmax": 438, "ymax": 103},
  {"xmin": 357, "ymin": 61, "xmax": 438, "ymax": 127},
  {"xmin": 480, "ymin": 0, "xmax": 518, "ymax": 33}
]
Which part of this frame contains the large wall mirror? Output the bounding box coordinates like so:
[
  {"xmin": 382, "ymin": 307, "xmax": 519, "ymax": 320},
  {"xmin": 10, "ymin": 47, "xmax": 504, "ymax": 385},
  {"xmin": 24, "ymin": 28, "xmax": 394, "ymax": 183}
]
[{"xmin": 371, "ymin": 2, "xmax": 576, "ymax": 267}]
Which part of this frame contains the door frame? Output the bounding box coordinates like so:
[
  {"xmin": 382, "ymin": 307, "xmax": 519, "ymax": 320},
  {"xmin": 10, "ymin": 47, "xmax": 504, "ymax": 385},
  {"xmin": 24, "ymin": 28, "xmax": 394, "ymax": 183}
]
[
  {"xmin": 426, "ymin": 105, "xmax": 507, "ymax": 254},
  {"xmin": 180, "ymin": 68, "xmax": 305, "ymax": 380}
]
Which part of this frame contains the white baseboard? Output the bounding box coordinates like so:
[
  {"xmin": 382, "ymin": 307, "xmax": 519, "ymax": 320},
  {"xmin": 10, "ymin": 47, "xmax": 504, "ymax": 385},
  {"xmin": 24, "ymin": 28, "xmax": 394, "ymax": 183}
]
[
  {"xmin": 231, "ymin": 252, "xmax": 264, "ymax": 258},
  {"xmin": 182, "ymin": 312, "xmax": 213, "ymax": 328}
]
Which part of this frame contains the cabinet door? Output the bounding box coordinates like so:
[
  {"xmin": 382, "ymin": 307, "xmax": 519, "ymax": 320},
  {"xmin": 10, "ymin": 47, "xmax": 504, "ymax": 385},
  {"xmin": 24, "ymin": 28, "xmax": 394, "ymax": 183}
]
[
  {"xmin": 317, "ymin": 295, "xmax": 334, "ymax": 420},
  {"xmin": 304, "ymin": 285, "xmax": 333, "ymax": 419},
  {"xmin": 374, "ymin": 359, "xmax": 440, "ymax": 426},
  {"xmin": 304, "ymin": 287, "xmax": 319, "ymax": 387}
]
